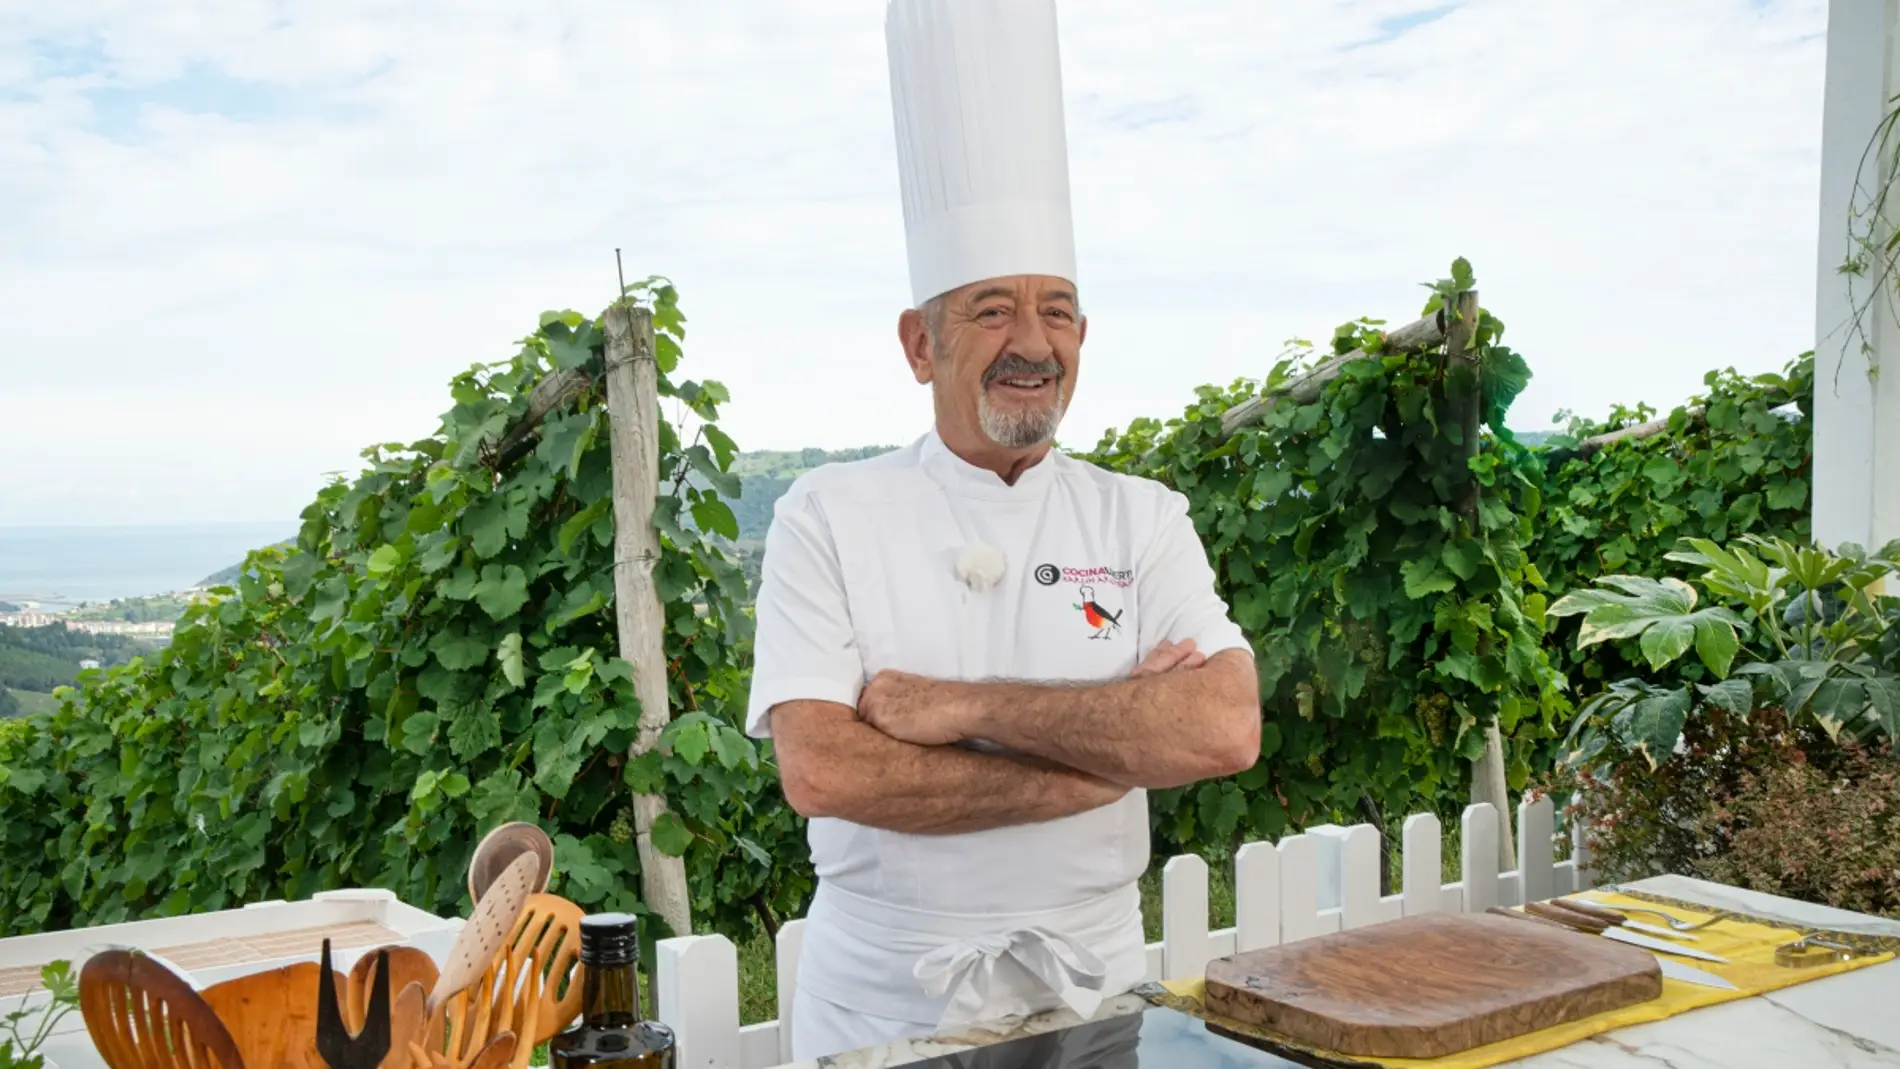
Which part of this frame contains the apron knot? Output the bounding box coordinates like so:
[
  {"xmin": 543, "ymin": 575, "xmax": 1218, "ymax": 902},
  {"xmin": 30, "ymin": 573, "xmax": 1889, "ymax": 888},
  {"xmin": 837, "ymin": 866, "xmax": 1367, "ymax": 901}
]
[{"xmin": 912, "ymin": 925, "xmax": 1109, "ymax": 1032}]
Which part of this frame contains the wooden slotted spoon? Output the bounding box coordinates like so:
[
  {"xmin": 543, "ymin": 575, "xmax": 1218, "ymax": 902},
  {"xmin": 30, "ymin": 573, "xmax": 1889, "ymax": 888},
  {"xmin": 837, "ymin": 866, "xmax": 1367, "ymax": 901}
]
[
  {"xmin": 466, "ymin": 823, "xmax": 554, "ymax": 905},
  {"xmin": 429, "ymin": 851, "xmax": 539, "ymax": 1015}
]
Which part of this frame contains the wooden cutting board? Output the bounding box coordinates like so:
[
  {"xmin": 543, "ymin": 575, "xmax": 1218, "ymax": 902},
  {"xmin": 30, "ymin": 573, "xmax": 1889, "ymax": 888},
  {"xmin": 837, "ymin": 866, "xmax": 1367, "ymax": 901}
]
[{"xmin": 1203, "ymin": 912, "xmax": 1662, "ymax": 1059}]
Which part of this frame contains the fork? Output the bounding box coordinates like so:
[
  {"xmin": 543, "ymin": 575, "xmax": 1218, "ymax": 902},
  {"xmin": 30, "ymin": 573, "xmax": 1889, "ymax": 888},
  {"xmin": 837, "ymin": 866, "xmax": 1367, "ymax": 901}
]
[
  {"xmin": 317, "ymin": 941, "xmax": 393, "ymax": 1069},
  {"xmin": 1592, "ymin": 903, "xmax": 1729, "ymax": 932}
]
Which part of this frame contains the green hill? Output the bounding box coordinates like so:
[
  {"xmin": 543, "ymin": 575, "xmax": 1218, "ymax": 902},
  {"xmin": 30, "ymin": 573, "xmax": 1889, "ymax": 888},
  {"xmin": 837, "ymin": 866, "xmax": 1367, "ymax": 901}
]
[
  {"xmin": 728, "ymin": 446, "xmax": 899, "ymax": 541},
  {"xmin": 0, "ymin": 624, "xmax": 148, "ymax": 717}
]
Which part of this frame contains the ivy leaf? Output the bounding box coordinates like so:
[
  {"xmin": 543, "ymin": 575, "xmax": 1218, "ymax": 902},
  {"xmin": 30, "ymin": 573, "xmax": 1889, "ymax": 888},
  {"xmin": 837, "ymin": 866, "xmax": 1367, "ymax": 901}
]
[
  {"xmin": 559, "ymin": 498, "xmax": 611, "ymax": 557},
  {"xmin": 497, "ymin": 633, "xmax": 526, "ymax": 688},
  {"xmin": 430, "ymin": 629, "xmax": 490, "ymax": 671},
  {"xmin": 554, "ymin": 834, "xmax": 616, "ymax": 901},
  {"xmin": 671, "ymin": 718, "xmax": 711, "ymax": 766},
  {"xmin": 690, "ymin": 498, "xmax": 740, "ymax": 541},
  {"xmin": 1765, "ymin": 477, "xmax": 1808, "ymax": 511},
  {"xmin": 474, "ymin": 565, "xmax": 530, "ymax": 619},
  {"xmin": 733, "ymin": 836, "xmax": 771, "ymax": 867},
  {"xmin": 1478, "ymin": 347, "xmax": 1532, "ymax": 428},
  {"xmin": 309, "ymin": 577, "xmax": 350, "ymax": 625},
  {"xmin": 281, "ymin": 552, "xmax": 320, "ymax": 598},
  {"xmin": 464, "ymin": 496, "xmax": 510, "ymax": 559},
  {"xmin": 650, "ymin": 811, "xmax": 694, "ymax": 856},
  {"xmin": 1401, "ymin": 558, "xmax": 1456, "ymax": 599},
  {"xmin": 1441, "ymin": 540, "xmax": 1484, "ymax": 581},
  {"xmin": 447, "ymin": 701, "xmax": 502, "ymax": 760},
  {"xmin": 708, "ymin": 725, "xmax": 750, "ymax": 770},
  {"xmin": 398, "ymin": 712, "xmax": 439, "ymax": 757},
  {"xmin": 367, "ymin": 544, "xmax": 402, "ymax": 577}
]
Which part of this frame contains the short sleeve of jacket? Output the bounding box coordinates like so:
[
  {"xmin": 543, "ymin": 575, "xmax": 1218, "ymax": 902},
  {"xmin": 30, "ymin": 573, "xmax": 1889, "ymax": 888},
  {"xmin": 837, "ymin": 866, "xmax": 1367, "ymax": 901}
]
[
  {"xmin": 1136, "ymin": 488, "xmax": 1252, "ymax": 660},
  {"xmin": 743, "ymin": 483, "xmax": 866, "ymax": 738}
]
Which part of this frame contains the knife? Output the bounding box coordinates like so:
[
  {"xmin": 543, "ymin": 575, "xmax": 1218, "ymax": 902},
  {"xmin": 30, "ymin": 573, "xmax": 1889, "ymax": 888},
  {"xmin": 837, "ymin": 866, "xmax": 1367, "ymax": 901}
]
[
  {"xmin": 1523, "ymin": 902, "xmax": 1730, "ymax": 963},
  {"xmin": 1486, "ymin": 908, "xmax": 1739, "ymax": 988},
  {"xmin": 1551, "ymin": 897, "xmax": 1700, "ymax": 941}
]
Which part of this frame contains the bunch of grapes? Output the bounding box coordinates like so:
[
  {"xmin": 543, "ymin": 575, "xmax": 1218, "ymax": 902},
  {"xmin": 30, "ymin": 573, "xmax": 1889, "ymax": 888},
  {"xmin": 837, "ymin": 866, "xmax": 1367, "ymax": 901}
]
[
  {"xmin": 1417, "ymin": 693, "xmax": 1451, "ymax": 747},
  {"xmin": 608, "ymin": 807, "xmax": 635, "ymax": 845}
]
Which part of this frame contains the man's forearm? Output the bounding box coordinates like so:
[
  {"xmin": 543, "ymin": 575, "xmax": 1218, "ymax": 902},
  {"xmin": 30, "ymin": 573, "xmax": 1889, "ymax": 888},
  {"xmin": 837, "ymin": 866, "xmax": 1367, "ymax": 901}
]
[
  {"xmin": 770, "ymin": 703, "xmax": 1125, "ymax": 835},
  {"xmin": 954, "ymin": 649, "xmax": 1260, "ymax": 789}
]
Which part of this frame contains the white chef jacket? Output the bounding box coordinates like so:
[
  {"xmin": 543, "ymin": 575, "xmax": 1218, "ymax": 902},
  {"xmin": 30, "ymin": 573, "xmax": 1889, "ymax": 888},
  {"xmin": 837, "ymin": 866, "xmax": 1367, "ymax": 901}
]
[{"xmin": 746, "ymin": 427, "xmax": 1251, "ymax": 1035}]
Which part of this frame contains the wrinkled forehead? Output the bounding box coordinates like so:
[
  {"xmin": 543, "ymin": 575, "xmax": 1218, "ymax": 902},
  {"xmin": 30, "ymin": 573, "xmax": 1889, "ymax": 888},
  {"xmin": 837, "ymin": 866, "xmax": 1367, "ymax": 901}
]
[{"xmin": 938, "ymin": 275, "xmax": 1080, "ymax": 311}]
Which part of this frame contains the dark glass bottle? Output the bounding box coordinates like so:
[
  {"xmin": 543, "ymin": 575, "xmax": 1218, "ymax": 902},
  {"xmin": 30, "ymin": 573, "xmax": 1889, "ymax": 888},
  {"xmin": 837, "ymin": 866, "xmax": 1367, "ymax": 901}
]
[{"xmin": 549, "ymin": 913, "xmax": 676, "ymax": 1069}]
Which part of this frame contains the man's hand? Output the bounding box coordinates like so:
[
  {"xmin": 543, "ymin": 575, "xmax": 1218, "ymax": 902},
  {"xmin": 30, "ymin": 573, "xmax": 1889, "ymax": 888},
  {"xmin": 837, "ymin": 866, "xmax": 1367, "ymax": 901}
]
[{"xmin": 858, "ymin": 669, "xmax": 965, "ymax": 746}]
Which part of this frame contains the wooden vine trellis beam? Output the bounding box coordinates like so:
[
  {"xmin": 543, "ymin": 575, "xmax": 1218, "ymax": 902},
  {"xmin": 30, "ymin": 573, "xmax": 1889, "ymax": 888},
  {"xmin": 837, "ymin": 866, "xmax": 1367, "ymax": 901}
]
[
  {"xmin": 1212, "ymin": 310, "xmax": 1449, "ymax": 442},
  {"xmin": 601, "ymin": 302, "xmax": 695, "ymax": 942},
  {"xmin": 486, "ymin": 306, "xmax": 695, "ymax": 940},
  {"xmin": 1436, "ymin": 290, "xmax": 1517, "ymax": 874}
]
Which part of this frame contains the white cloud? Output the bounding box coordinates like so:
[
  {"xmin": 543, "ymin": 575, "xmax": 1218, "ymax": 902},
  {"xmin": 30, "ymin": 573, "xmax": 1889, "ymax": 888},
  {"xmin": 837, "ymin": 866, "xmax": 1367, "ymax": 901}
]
[{"xmin": 0, "ymin": 0, "xmax": 1830, "ymax": 525}]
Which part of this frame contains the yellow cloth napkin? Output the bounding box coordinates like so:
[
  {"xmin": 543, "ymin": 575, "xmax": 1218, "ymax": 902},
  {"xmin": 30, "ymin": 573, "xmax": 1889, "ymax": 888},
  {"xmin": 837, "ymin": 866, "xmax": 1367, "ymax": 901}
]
[{"xmin": 1153, "ymin": 891, "xmax": 1895, "ymax": 1069}]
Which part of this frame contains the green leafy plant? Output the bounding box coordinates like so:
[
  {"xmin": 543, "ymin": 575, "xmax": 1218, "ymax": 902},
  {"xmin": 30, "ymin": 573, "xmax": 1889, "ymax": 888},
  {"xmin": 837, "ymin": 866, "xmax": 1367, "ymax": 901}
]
[
  {"xmin": 0, "ymin": 962, "xmax": 78, "ymax": 1069},
  {"xmin": 1086, "ymin": 260, "xmax": 1570, "ymax": 846},
  {"xmin": 0, "ymin": 280, "xmax": 812, "ymax": 949},
  {"xmin": 1550, "ymin": 534, "xmax": 1900, "ymax": 768},
  {"xmin": 1528, "ymin": 357, "xmax": 1813, "ymax": 693}
]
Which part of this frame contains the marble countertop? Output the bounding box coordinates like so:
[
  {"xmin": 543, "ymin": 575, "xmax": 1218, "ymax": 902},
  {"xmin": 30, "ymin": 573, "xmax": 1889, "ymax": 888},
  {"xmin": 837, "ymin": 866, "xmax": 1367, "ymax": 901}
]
[{"xmin": 779, "ymin": 876, "xmax": 1900, "ymax": 1068}]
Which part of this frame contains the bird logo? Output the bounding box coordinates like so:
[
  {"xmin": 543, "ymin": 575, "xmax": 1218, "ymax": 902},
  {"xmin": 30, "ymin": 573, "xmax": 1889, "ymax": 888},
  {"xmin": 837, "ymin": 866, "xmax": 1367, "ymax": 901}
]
[{"xmin": 1074, "ymin": 585, "xmax": 1122, "ymax": 639}]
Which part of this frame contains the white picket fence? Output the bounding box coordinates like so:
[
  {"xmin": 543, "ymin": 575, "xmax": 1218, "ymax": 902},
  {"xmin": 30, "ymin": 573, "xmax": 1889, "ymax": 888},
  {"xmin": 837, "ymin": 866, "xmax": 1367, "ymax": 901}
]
[{"xmin": 651, "ymin": 795, "xmax": 1592, "ymax": 1069}]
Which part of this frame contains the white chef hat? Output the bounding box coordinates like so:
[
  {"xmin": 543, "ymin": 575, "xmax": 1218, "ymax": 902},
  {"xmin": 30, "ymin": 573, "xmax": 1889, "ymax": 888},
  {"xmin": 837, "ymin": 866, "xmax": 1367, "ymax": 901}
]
[{"xmin": 885, "ymin": 0, "xmax": 1077, "ymax": 308}]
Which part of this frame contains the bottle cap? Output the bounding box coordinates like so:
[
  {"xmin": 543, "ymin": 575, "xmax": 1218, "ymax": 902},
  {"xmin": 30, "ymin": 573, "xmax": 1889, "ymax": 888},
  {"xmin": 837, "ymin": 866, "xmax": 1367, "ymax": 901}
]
[{"xmin": 579, "ymin": 912, "xmax": 640, "ymax": 967}]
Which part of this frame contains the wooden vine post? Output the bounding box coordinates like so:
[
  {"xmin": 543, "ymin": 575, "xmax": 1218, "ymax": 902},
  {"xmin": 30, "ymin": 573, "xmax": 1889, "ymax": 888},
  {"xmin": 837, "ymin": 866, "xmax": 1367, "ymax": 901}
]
[
  {"xmin": 601, "ymin": 301, "xmax": 694, "ymax": 940},
  {"xmin": 1441, "ymin": 289, "xmax": 1517, "ymax": 871}
]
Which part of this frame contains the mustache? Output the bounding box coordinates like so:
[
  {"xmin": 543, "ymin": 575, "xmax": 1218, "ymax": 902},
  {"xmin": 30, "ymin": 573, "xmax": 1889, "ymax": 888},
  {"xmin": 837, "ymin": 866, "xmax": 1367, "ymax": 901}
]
[{"xmin": 982, "ymin": 354, "xmax": 1064, "ymax": 386}]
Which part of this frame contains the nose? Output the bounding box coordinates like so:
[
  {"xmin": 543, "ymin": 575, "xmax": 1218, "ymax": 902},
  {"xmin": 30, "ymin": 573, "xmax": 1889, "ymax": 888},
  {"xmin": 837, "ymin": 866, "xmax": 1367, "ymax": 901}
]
[{"xmin": 1006, "ymin": 305, "xmax": 1058, "ymax": 363}]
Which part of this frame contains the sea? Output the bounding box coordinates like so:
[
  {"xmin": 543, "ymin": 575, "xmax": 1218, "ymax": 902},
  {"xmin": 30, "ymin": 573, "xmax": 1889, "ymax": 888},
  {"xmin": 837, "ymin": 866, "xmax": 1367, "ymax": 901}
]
[{"xmin": 0, "ymin": 523, "xmax": 297, "ymax": 609}]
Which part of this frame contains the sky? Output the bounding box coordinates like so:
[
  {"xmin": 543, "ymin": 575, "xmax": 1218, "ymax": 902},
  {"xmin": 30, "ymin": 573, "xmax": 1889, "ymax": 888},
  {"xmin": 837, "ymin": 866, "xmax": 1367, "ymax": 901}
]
[{"xmin": 1, "ymin": 0, "xmax": 1831, "ymax": 526}]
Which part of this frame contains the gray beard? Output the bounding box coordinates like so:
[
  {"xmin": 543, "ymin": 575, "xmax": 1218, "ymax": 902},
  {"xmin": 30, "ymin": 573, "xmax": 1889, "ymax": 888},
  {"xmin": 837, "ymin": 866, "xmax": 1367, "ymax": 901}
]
[{"xmin": 978, "ymin": 389, "xmax": 1067, "ymax": 448}]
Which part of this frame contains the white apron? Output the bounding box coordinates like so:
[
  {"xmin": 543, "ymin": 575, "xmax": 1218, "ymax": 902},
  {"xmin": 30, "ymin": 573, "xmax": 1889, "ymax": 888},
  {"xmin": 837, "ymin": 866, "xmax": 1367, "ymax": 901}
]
[{"xmin": 790, "ymin": 880, "xmax": 1147, "ymax": 1059}]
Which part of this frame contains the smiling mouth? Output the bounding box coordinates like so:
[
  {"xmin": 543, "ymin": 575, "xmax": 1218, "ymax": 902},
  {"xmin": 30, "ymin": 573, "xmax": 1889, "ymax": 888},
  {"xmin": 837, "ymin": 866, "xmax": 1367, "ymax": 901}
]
[{"xmin": 990, "ymin": 375, "xmax": 1055, "ymax": 395}]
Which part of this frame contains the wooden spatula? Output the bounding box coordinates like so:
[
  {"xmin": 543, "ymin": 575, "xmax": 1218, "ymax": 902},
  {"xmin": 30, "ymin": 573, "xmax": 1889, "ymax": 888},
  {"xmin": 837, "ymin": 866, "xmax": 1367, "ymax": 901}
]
[
  {"xmin": 467, "ymin": 822, "xmax": 554, "ymax": 905},
  {"xmin": 430, "ymin": 851, "xmax": 539, "ymax": 1014}
]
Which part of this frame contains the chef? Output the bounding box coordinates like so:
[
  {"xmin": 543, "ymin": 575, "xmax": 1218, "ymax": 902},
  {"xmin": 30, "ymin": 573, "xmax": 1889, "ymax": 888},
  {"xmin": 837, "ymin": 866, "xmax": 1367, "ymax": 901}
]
[{"xmin": 744, "ymin": 0, "xmax": 1262, "ymax": 1061}]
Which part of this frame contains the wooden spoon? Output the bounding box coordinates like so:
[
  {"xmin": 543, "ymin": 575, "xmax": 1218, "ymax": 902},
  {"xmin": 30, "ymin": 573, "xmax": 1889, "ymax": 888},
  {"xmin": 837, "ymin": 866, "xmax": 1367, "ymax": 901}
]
[
  {"xmin": 349, "ymin": 947, "xmax": 441, "ymax": 1031},
  {"xmin": 467, "ymin": 823, "xmax": 554, "ymax": 904},
  {"xmin": 407, "ymin": 1032, "xmax": 516, "ymax": 1069},
  {"xmin": 430, "ymin": 851, "xmax": 539, "ymax": 1014},
  {"xmin": 201, "ymin": 961, "xmax": 344, "ymax": 1069},
  {"xmin": 381, "ymin": 982, "xmax": 428, "ymax": 1069}
]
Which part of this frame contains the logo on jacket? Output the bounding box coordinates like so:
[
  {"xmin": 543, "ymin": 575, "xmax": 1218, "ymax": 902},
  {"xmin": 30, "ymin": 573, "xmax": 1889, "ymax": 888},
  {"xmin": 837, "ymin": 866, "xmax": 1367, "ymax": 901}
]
[{"xmin": 1074, "ymin": 585, "xmax": 1123, "ymax": 639}]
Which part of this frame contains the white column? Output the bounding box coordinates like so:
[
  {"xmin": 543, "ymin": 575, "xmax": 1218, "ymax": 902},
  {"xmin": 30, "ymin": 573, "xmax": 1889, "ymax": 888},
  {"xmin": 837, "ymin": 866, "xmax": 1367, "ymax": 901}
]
[{"xmin": 1815, "ymin": 0, "xmax": 1900, "ymax": 554}]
